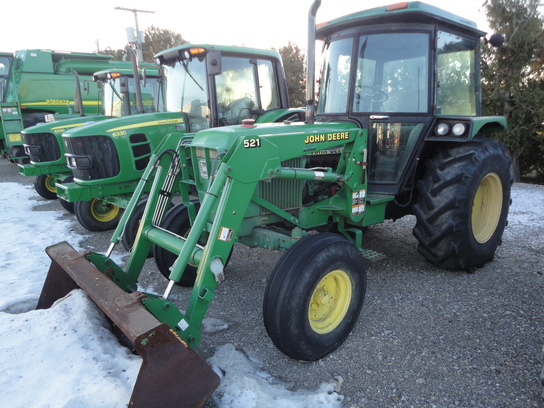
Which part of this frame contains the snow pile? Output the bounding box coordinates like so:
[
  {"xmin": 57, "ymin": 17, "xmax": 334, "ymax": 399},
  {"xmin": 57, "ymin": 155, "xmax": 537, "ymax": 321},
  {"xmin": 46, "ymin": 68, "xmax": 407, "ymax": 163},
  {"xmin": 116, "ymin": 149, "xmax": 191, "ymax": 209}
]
[{"xmin": 0, "ymin": 181, "xmax": 344, "ymax": 408}]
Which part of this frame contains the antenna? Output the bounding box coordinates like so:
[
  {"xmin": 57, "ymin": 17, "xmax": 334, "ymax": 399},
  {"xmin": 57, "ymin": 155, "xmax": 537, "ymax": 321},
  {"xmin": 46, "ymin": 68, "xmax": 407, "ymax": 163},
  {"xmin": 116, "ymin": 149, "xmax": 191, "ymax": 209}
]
[{"xmin": 115, "ymin": 6, "xmax": 155, "ymax": 61}]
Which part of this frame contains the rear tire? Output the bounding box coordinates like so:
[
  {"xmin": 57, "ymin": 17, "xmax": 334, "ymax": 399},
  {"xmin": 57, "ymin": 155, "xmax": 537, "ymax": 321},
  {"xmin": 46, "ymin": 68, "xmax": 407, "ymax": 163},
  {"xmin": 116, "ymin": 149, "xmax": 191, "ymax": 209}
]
[
  {"xmin": 74, "ymin": 199, "xmax": 123, "ymax": 232},
  {"xmin": 412, "ymin": 137, "xmax": 511, "ymax": 272},
  {"xmin": 154, "ymin": 202, "xmax": 201, "ymax": 287},
  {"xmin": 263, "ymin": 233, "xmax": 366, "ymax": 361},
  {"xmin": 33, "ymin": 174, "xmax": 57, "ymax": 199}
]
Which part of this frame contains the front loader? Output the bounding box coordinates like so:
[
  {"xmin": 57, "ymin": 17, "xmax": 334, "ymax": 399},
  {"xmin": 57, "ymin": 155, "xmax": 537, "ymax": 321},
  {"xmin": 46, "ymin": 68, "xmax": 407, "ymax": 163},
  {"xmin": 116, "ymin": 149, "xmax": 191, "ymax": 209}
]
[{"xmin": 37, "ymin": 1, "xmax": 512, "ymax": 406}]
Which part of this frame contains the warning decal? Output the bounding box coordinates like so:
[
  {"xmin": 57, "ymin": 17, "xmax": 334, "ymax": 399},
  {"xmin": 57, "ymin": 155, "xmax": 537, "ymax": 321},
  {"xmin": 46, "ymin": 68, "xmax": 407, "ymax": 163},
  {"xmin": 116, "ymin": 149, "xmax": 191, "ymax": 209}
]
[{"xmin": 218, "ymin": 227, "xmax": 234, "ymax": 242}]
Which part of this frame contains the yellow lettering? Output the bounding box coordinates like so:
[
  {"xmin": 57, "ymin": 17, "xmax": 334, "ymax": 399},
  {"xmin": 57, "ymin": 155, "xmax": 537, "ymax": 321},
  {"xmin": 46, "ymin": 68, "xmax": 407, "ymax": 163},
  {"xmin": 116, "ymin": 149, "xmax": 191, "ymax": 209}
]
[
  {"xmin": 304, "ymin": 134, "xmax": 326, "ymax": 144},
  {"xmin": 327, "ymin": 132, "xmax": 350, "ymax": 141}
]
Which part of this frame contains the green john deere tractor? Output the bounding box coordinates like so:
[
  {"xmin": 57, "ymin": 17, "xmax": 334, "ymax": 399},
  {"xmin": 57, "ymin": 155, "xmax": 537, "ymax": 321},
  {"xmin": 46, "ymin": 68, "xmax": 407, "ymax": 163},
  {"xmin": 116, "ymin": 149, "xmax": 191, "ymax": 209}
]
[
  {"xmin": 17, "ymin": 47, "xmax": 161, "ymax": 204},
  {"xmin": 37, "ymin": 1, "xmax": 511, "ymax": 406},
  {"xmin": 54, "ymin": 44, "xmax": 304, "ymax": 232},
  {"xmin": 0, "ymin": 49, "xmax": 123, "ymax": 162}
]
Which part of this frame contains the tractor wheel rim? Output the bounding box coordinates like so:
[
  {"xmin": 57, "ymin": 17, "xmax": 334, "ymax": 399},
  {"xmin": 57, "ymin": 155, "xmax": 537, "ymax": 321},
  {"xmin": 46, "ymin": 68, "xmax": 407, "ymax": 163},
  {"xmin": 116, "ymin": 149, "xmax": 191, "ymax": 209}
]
[
  {"xmin": 91, "ymin": 200, "xmax": 120, "ymax": 222},
  {"xmin": 308, "ymin": 269, "xmax": 352, "ymax": 334},
  {"xmin": 471, "ymin": 172, "xmax": 503, "ymax": 244},
  {"xmin": 45, "ymin": 175, "xmax": 56, "ymax": 194}
]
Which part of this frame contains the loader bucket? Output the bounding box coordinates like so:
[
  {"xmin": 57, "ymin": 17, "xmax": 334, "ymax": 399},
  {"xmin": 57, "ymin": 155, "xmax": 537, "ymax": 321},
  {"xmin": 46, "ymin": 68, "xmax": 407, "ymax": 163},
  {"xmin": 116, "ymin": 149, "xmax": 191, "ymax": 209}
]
[{"xmin": 37, "ymin": 241, "xmax": 220, "ymax": 408}]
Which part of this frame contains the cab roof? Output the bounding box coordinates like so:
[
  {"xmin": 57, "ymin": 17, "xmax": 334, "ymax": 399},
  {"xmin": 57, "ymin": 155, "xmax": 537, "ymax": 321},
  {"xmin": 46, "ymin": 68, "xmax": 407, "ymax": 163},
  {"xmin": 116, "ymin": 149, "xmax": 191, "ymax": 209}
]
[
  {"xmin": 316, "ymin": 1, "xmax": 486, "ymax": 40},
  {"xmin": 155, "ymin": 44, "xmax": 281, "ymax": 64}
]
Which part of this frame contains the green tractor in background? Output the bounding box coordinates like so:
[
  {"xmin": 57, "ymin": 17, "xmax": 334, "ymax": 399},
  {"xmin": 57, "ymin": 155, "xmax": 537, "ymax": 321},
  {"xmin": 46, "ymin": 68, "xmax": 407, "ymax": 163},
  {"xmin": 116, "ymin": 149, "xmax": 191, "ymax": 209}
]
[
  {"xmin": 18, "ymin": 47, "xmax": 161, "ymax": 205},
  {"xmin": 55, "ymin": 44, "xmax": 304, "ymax": 233},
  {"xmin": 0, "ymin": 49, "xmax": 123, "ymax": 162},
  {"xmin": 37, "ymin": 1, "xmax": 511, "ymax": 407}
]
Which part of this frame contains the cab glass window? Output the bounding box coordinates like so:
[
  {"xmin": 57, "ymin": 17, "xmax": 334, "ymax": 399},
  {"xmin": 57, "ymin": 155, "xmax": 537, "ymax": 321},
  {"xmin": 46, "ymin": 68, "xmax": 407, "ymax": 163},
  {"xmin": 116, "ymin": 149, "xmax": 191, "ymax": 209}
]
[
  {"xmin": 353, "ymin": 32, "xmax": 429, "ymax": 113},
  {"xmin": 436, "ymin": 31, "xmax": 478, "ymax": 116},
  {"xmin": 317, "ymin": 37, "xmax": 353, "ymax": 114},
  {"xmin": 215, "ymin": 57, "xmax": 281, "ymax": 126},
  {"xmin": 164, "ymin": 57, "xmax": 211, "ymax": 130}
]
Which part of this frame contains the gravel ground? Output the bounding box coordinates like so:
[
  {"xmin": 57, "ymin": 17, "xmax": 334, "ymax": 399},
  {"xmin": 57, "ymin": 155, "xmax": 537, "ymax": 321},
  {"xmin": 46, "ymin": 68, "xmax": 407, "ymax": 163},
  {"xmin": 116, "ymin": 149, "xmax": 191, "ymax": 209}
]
[{"xmin": 3, "ymin": 158, "xmax": 543, "ymax": 407}]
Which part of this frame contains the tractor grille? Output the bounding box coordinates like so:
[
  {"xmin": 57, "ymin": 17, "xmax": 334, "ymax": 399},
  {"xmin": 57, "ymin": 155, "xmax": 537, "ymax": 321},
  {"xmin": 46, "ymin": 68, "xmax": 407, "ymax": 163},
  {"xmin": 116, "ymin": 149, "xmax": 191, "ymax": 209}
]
[
  {"xmin": 64, "ymin": 135, "xmax": 120, "ymax": 180},
  {"xmin": 130, "ymin": 133, "xmax": 152, "ymax": 171},
  {"xmin": 259, "ymin": 158, "xmax": 305, "ymax": 215},
  {"xmin": 23, "ymin": 132, "xmax": 60, "ymax": 162}
]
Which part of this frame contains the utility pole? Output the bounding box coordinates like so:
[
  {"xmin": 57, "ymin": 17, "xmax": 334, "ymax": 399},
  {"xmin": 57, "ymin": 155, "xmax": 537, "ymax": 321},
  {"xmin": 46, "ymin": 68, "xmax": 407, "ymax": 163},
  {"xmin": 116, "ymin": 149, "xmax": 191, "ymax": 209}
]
[{"xmin": 115, "ymin": 6, "xmax": 155, "ymax": 61}]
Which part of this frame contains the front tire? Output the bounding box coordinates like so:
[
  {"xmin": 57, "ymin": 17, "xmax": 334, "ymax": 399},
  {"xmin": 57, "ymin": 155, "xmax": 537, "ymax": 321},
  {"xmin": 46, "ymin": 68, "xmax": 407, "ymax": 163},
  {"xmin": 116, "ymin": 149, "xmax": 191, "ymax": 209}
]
[
  {"xmin": 263, "ymin": 233, "xmax": 366, "ymax": 361},
  {"xmin": 74, "ymin": 199, "xmax": 123, "ymax": 232},
  {"xmin": 412, "ymin": 137, "xmax": 512, "ymax": 272},
  {"xmin": 57, "ymin": 175, "xmax": 75, "ymax": 213},
  {"xmin": 154, "ymin": 202, "xmax": 201, "ymax": 287},
  {"xmin": 33, "ymin": 174, "xmax": 57, "ymax": 200}
]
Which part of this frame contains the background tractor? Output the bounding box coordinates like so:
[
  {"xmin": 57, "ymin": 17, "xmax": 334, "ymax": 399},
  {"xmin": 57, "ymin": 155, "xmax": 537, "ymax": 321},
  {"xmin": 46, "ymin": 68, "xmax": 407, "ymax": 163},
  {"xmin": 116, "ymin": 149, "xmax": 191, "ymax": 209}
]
[
  {"xmin": 17, "ymin": 47, "xmax": 161, "ymax": 205},
  {"xmin": 37, "ymin": 1, "xmax": 511, "ymax": 406},
  {"xmin": 0, "ymin": 49, "xmax": 122, "ymax": 162},
  {"xmin": 55, "ymin": 44, "xmax": 303, "ymax": 233}
]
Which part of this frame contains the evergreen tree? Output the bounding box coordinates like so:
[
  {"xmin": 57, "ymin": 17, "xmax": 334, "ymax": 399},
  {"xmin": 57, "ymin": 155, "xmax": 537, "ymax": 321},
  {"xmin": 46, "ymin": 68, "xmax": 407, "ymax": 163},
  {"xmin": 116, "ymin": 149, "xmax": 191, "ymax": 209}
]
[
  {"xmin": 276, "ymin": 42, "xmax": 306, "ymax": 108},
  {"xmin": 142, "ymin": 26, "xmax": 187, "ymax": 63},
  {"xmin": 98, "ymin": 26, "xmax": 187, "ymax": 63},
  {"xmin": 481, "ymin": 0, "xmax": 544, "ymax": 181}
]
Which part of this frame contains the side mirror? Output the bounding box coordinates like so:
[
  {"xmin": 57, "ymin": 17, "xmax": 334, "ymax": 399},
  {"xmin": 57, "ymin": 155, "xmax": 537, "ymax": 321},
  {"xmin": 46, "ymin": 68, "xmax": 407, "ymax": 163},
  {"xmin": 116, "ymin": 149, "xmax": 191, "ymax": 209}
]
[{"xmin": 487, "ymin": 33, "xmax": 505, "ymax": 48}]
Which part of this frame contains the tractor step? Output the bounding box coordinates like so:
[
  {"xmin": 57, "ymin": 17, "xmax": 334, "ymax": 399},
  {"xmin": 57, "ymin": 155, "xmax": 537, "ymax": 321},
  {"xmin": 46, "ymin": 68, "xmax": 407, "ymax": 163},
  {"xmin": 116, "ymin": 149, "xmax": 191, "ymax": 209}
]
[{"xmin": 360, "ymin": 248, "xmax": 387, "ymax": 262}]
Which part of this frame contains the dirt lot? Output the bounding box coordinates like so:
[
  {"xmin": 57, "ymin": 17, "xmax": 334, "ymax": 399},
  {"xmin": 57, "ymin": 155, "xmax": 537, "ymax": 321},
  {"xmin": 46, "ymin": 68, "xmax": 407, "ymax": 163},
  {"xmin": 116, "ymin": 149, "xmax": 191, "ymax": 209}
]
[{"xmin": 3, "ymin": 158, "xmax": 543, "ymax": 407}]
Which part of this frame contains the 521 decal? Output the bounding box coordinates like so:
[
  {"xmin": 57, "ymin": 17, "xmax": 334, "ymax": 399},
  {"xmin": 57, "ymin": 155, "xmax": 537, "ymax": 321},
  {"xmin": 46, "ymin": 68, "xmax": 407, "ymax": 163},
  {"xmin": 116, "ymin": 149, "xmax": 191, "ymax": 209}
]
[{"xmin": 243, "ymin": 138, "xmax": 261, "ymax": 148}]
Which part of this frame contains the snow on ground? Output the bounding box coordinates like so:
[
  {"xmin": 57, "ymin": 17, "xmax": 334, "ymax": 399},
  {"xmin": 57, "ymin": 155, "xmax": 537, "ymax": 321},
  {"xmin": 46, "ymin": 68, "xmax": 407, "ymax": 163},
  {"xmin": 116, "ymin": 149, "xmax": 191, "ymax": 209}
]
[{"xmin": 0, "ymin": 182, "xmax": 344, "ymax": 408}]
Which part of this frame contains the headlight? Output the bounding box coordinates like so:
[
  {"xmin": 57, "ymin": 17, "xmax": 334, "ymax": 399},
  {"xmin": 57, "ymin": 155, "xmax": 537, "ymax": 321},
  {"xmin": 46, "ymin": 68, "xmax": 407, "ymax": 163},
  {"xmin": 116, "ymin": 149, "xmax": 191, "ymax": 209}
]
[
  {"xmin": 433, "ymin": 120, "xmax": 469, "ymax": 138},
  {"xmin": 452, "ymin": 123, "xmax": 466, "ymax": 136},
  {"xmin": 66, "ymin": 155, "xmax": 92, "ymax": 170},
  {"xmin": 435, "ymin": 122, "xmax": 450, "ymax": 136},
  {"xmin": 198, "ymin": 160, "xmax": 208, "ymax": 179}
]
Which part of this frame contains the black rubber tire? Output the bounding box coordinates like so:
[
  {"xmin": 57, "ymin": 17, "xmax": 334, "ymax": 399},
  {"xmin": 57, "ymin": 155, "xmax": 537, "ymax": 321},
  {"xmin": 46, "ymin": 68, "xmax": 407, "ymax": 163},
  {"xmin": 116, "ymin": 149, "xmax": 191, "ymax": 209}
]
[
  {"xmin": 412, "ymin": 137, "xmax": 512, "ymax": 272},
  {"xmin": 154, "ymin": 202, "xmax": 201, "ymax": 287},
  {"xmin": 122, "ymin": 197, "xmax": 150, "ymax": 252},
  {"xmin": 33, "ymin": 174, "xmax": 57, "ymax": 199},
  {"xmin": 57, "ymin": 175, "xmax": 75, "ymax": 213},
  {"xmin": 263, "ymin": 233, "xmax": 366, "ymax": 361},
  {"xmin": 121, "ymin": 197, "xmax": 174, "ymax": 255},
  {"xmin": 74, "ymin": 199, "xmax": 123, "ymax": 232},
  {"xmin": 22, "ymin": 112, "xmax": 47, "ymax": 128}
]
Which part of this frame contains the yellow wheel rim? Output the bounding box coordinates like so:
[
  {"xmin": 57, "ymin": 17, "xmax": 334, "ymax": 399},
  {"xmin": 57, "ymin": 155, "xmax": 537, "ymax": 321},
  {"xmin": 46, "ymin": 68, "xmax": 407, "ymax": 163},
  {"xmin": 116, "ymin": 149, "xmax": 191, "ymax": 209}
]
[
  {"xmin": 90, "ymin": 199, "xmax": 120, "ymax": 222},
  {"xmin": 308, "ymin": 269, "xmax": 352, "ymax": 334},
  {"xmin": 471, "ymin": 172, "xmax": 503, "ymax": 244},
  {"xmin": 45, "ymin": 175, "xmax": 56, "ymax": 194}
]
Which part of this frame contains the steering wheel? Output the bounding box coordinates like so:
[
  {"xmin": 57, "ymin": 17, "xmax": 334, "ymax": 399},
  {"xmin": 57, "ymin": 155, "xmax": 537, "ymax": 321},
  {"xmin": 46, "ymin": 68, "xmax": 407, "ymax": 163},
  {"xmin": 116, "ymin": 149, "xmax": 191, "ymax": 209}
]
[
  {"xmin": 354, "ymin": 85, "xmax": 388, "ymax": 111},
  {"xmin": 358, "ymin": 85, "xmax": 388, "ymax": 102}
]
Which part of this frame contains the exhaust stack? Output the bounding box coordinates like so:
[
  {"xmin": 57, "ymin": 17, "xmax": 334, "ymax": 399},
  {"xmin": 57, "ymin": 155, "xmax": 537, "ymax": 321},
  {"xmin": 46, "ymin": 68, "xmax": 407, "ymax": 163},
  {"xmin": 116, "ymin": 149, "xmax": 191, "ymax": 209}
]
[{"xmin": 305, "ymin": 0, "xmax": 321, "ymax": 124}]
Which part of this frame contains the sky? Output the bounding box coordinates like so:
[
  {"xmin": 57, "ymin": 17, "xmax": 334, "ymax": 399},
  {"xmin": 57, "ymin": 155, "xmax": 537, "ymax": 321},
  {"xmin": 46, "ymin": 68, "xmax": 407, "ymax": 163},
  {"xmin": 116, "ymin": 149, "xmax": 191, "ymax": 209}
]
[{"xmin": 2, "ymin": 0, "xmax": 492, "ymax": 55}]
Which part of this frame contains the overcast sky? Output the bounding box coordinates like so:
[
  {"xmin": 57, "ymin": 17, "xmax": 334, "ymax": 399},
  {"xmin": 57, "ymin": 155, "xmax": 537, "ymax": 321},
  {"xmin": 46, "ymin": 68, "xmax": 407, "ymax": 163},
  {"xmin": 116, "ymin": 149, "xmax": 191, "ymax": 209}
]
[{"xmin": 3, "ymin": 1, "xmax": 490, "ymax": 54}]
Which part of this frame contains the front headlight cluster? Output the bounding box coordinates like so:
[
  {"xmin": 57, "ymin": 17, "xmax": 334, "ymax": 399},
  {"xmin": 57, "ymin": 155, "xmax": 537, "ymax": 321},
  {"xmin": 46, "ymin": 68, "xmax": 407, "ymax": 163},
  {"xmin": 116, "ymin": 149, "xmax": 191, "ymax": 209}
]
[
  {"xmin": 66, "ymin": 154, "xmax": 92, "ymax": 170},
  {"xmin": 195, "ymin": 147, "xmax": 220, "ymax": 180},
  {"xmin": 434, "ymin": 120, "xmax": 469, "ymax": 138}
]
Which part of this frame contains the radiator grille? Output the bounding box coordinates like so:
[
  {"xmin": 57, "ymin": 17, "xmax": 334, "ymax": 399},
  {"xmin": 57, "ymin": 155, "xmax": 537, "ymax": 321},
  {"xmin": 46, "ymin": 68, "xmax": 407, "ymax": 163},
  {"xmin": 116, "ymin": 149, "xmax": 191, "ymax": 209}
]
[
  {"xmin": 64, "ymin": 136, "xmax": 120, "ymax": 180},
  {"xmin": 23, "ymin": 132, "xmax": 60, "ymax": 162},
  {"xmin": 259, "ymin": 158, "xmax": 305, "ymax": 215}
]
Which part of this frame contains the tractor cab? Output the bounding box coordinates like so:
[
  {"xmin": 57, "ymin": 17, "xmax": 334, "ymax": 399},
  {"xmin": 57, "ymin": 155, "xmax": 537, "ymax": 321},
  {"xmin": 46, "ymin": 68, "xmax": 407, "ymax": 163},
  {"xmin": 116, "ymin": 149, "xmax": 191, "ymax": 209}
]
[
  {"xmin": 94, "ymin": 68, "xmax": 165, "ymax": 117},
  {"xmin": 314, "ymin": 2, "xmax": 499, "ymax": 194},
  {"xmin": 155, "ymin": 45, "xmax": 292, "ymax": 131}
]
